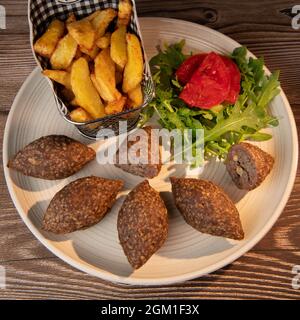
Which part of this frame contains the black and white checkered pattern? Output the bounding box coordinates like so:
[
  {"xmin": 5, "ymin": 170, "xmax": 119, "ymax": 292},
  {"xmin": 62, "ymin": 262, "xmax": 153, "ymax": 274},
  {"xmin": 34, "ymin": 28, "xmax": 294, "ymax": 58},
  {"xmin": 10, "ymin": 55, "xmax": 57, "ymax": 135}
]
[
  {"xmin": 30, "ymin": 0, "xmax": 137, "ymax": 38},
  {"xmin": 29, "ymin": 0, "xmax": 153, "ymax": 139}
]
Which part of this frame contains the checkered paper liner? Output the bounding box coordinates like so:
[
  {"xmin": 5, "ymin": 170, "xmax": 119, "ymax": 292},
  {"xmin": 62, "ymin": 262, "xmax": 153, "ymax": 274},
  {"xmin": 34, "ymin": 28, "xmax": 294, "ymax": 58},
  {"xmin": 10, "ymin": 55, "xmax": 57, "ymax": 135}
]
[{"xmin": 28, "ymin": 0, "xmax": 154, "ymax": 139}]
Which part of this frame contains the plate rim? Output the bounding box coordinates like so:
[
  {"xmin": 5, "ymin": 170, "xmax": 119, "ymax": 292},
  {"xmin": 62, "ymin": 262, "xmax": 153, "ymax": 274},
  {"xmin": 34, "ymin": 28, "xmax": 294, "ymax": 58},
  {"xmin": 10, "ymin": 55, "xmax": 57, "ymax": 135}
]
[{"xmin": 3, "ymin": 17, "xmax": 299, "ymax": 286}]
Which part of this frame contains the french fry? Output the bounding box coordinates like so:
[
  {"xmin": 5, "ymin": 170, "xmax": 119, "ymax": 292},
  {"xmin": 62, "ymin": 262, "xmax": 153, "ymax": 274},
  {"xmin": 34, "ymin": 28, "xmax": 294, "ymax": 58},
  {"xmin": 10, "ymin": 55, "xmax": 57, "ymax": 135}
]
[
  {"xmin": 117, "ymin": 0, "xmax": 133, "ymax": 27},
  {"xmin": 50, "ymin": 34, "xmax": 78, "ymax": 70},
  {"xmin": 70, "ymin": 97, "xmax": 80, "ymax": 107},
  {"xmin": 91, "ymin": 8, "xmax": 117, "ymax": 38},
  {"xmin": 43, "ymin": 70, "xmax": 71, "ymax": 89},
  {"xmin": 122, "ymin": 33, "xmax": 143, "ymax": 93},
  {"xmin": 34, "ymin": 6, "xmax": 145, "ymax": 120},
  {"xmin": 79, "ymin": 44, "xmax": 99, "ymax": 60},
  {"xmin": 94, "ymin": 48, "xmax": 121, "ymax": 102},
  {"xmin": 70, "ymin": 108, "xmax": 93, "ymax": 122},
  {"xmin": 66, "ymin": 13, "xmax": 76, "ymax": 25},
  {"xmin": 91, "ymin": 73, "xmax": 102, "ymax": 94},
  {"xmin": 83, "ymin": 10, "xmax": 102, "ymax": 22},
  {"xmin": 110, "ymin": 25, "xmax": 127, "ymax": 69},
  {"xmin": 128, "ymin": 85, "xmax": 143, "ymax": 107},
  {"xmin": 105, "ymin": 96, "xmax": 127, "ymax": 115},
  {"xmin": 71, "ymin": 57, "xmax": 105, "ymax": 119},
  {"xmin": 34, "ymin": 20, "xmax": 65, "ymax": 58},
  {"xmin": 95, "ymin": 32, "xmax": 111, "ymax": 49},
  {"xmin": 67, "ymin": 20, "xmax": 95, "ymax": 50}
]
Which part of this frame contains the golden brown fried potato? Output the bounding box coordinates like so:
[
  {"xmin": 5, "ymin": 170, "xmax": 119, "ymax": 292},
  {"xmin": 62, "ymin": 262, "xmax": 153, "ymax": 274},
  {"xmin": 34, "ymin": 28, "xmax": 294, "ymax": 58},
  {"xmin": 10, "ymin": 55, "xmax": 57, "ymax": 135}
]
[
  {"xmin": 34, "ymin": 20, "xmax": 65, "ymax": 58},
  {"xmin": 91, "ymin": 8, "xmax": 117, "ymax": 38},
  {"xmin": 83, "ymin": 10, "xmax": 102, "ymax": 22},
  {"xmin": 43, "ymin": 70, "xmax": 71, "ymax": 89},
  {"xmin": 66, "ymin": 13, "xmax": 76, "ymax": 25},
  {"xmin": 95, "ymin": 32, "xmax": 111, "ymax": 49},
  {"xmin": 117, "ymin": 0, "xmax": 133, "ymax": 27},
  {"xmin": 50, "ymin": 34, "xmax": 78, "ymax": 70},
  {"xmin": 110, "ymin": 25, "xmax": 127, "ymax": 70},
  {"xmin": 128, "ymin": 85, "xmax": 143, "ymax": 107},
  {"xmin": 94, "ymin": 48, "xmax": 121, "ymax": 102},
  {"xmin": 79, "ymin": 44, "xmax": 100, "ymax": 59},
  {"xmin": 122, "ymin": 33, "xmax": 143, "ymax": 93},
  {"xmin": 70, "ymin": 108, "xmax": 93, "ymax": 122},
  {"xmin": 70, "ymin": 97, "xmax": 80, "ymax": 107},
  {"xmin": 91, "ymin": 73, "xmax": 102, "ymax": 94},
  {"xmin": 71, "ymin": 57, "xmax": 105, "ymax": 119},
  {"xmin": 105, "ymin": 96, "xmax": 127, "ymax": 115},
  {"xmin": 65, "ymin": 62, "xmax": 73, "ymax": 73},
  {"xmin": 67, "ymin": 20, "xmax": 95, "ymax": 50}
]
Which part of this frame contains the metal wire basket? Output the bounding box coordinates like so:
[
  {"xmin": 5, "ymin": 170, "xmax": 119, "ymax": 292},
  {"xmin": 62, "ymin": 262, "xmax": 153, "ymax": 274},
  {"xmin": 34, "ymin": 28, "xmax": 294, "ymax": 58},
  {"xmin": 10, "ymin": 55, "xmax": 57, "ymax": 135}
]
[{"xmin": 28, "ymin": 0, "xmax": 154, "ymax": 139}]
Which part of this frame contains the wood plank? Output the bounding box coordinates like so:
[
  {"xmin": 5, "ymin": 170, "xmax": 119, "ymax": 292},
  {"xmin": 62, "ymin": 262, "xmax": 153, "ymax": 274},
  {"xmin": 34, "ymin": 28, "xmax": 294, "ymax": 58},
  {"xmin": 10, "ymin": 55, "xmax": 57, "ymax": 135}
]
[
  {"xmin": 0, "ymin": 1, "xmax": 28, "ymax": 16},
  {"xmin": 0, "ymin": 251, "xmax": 299, "ymax": 299},
  {"xmin": 0, "ymin": 0, "xmax": 300, "ymax": 299}
]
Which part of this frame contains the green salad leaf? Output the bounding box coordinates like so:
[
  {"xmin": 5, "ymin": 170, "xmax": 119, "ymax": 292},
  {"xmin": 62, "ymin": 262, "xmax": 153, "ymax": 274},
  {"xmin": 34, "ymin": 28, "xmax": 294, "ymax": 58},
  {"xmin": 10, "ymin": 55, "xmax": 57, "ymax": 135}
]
[{"xmin": 139, "ymin": 41, "xmax": 280, "ymax": 164}]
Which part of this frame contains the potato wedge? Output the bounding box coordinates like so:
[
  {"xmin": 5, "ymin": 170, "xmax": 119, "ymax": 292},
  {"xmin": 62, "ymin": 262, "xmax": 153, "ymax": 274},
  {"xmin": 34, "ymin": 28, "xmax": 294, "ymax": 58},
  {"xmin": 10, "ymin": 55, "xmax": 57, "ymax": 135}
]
[
  {"xmin": 34, "ymin": 20, "xmax": 65, "ymax": 58},
  {"xmin": 67, "ymin": 20, "xmax": 95, "ymax": 50},
  {"xmin": 71, "ymin": 57, "xmax": 105, "ymax": 119},
  {"xmin": 70, "ymin": 108, "xmax": 93, "ymax": 122},
  {"xmin": 50, "ymin": 34, "xmax": 78, "ymax": 70},
  {"xmin": 95, "ymin": 32, "xmax": 111, "ymax": 49},
  {"xmin": 105, "ymin": 96, "xmax": 127, "ymax": 115},
  {"xmin": 128, "ymin": 85, "xmax": 143, "ymax": 107},
  {"xmin": 122, "ymin": 33, "xmax": 143, "ymax": 93},
  {"xmin": 43, "ymin": 70, "xmax": 71, "ymax": 89},
  {"xmin": 91, "ymin": 73, "xmax": 102, "ymax": 94},
  {"xmin": 70, "ymin": 97, "xmax": 80, "ymax": 107},
  {"xmin": 110, "ymin": 25, "xmax": 127, "ymax": 69},
  {"xmin": 91, "ymin": 8, "xmax": 117, "ymax": 38},
  {"xmin": 94, "ymin": 48, "xmax": 121, "ymax": 102},
  {"xmin": 117, "ymin": 0, "xmax": 133, "ymax": 27},
  {"xmin": 83, "ymin": 10, "xmax": 102, "ymax": 22},
  {"xmin": 79, "ymin": 44, "xmax": 99, "ymax": 59},
  {"xmin": 66, "ymin": 13, "xmax": 76, "ymax": 25}
]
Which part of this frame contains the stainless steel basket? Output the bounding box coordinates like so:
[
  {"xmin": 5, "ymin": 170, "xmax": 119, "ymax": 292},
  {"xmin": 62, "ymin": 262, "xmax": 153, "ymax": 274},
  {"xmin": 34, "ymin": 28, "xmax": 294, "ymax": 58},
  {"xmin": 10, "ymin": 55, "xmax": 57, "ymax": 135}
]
[{"xmin": 28, "ymin": 0, "xmax": 154, "ymax": 139}]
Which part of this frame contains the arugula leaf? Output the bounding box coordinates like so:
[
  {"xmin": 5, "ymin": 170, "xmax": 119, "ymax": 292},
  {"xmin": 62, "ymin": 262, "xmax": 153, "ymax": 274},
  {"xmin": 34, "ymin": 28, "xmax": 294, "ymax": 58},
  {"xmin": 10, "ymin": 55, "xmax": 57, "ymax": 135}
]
[{"xmin": 140, "ymin": 41, "xmax": 280, "ymax": 164}]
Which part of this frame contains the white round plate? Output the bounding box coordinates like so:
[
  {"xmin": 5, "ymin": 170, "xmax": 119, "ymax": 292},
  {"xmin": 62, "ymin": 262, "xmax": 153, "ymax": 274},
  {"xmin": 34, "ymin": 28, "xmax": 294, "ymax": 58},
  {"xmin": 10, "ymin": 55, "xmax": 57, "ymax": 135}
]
[{"xmin": 3, "ymin": 18, "xmax": 298, "ymax": 285}]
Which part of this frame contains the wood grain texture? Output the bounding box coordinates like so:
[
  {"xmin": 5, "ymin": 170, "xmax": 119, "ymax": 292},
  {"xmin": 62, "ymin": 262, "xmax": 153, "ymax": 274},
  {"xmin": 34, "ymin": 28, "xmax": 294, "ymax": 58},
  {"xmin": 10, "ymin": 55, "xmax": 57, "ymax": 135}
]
[{"xmin": 0, "ymin": 0, "xmax": 299, "ymax": 300}]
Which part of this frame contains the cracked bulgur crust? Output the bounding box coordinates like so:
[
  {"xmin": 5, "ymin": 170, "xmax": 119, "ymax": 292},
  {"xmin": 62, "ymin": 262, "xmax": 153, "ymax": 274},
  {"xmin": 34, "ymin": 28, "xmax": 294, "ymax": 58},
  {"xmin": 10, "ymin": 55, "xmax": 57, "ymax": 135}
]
[
  {"xmin": 43, "ymin": 176, "xmax": 124, "ymax": 234},
  {"xmin": 8, "ymin": 135, "xmax": 95, "ymax": 180},
  {"xmin": 118, "ymin": 180, "xmax": 168, "ymax": 269},
  {"xmin": 226, "ymin": 142, "xmax": 274, "ymax": 190},
  {"xmin": 170, "ymin": 177, "xmax": 244, "ymax": 240}
]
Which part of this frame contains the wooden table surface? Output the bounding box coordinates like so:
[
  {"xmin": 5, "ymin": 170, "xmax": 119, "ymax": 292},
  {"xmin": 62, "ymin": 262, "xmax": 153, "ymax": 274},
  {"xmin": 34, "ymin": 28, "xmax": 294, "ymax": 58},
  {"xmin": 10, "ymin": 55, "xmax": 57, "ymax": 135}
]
[{"xmin": 0, "ymin": 0, "xmax": 299, "ymax": 300}]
